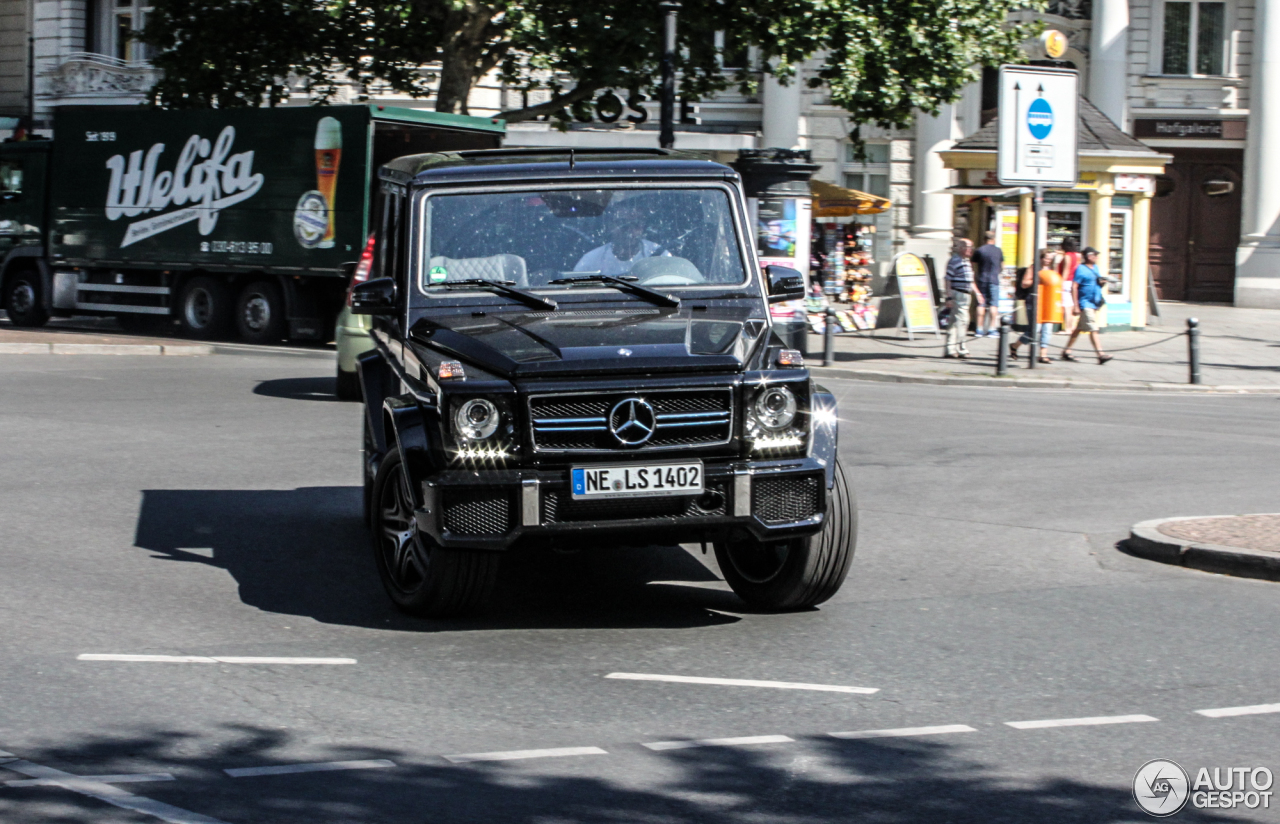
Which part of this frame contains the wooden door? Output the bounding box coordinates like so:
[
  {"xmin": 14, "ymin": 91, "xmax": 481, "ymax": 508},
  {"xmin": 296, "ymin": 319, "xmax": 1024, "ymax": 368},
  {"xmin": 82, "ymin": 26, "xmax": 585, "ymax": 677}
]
[{"xmin": 1148, "ymin": 149, "xmax": 1243, "ymax": 302}]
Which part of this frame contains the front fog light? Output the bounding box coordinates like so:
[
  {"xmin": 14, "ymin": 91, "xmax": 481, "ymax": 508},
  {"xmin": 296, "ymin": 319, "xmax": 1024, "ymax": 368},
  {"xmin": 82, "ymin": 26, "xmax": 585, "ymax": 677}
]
[
  {"xmin": 455, "ymin": 398, "xmax": 500, "ymax": 440},
  {"xmin": 753, "ymin": 386, "xmax": 797, "ymax": 430}
]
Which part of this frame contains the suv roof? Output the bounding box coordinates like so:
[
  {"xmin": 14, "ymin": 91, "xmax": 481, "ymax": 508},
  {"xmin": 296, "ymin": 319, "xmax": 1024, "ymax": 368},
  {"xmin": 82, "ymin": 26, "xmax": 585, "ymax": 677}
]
[{"xmin": 381, "ymin": 148, "xmax": 738, "ymax": 186}]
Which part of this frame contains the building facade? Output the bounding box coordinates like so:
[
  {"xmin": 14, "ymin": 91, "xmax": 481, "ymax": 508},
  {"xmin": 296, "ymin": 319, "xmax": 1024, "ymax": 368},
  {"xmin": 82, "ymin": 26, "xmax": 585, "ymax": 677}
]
[{"xmin": 3, "ymin": 0, "xmax": 1275, "ymax": 307}]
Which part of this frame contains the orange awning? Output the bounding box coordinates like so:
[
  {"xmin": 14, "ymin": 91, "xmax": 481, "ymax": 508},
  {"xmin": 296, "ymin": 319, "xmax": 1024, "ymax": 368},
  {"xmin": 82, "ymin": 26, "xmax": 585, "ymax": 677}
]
[{"xmin": 811, "ymin": 179, "xmax": 891, "ymax": 217}]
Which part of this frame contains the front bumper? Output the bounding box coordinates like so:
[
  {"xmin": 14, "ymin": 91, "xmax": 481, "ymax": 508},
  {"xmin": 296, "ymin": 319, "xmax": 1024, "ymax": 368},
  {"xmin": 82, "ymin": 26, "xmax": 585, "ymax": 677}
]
[{"xmin": 413, "ymin": 457, "xmax": 828, "ymax": 550}]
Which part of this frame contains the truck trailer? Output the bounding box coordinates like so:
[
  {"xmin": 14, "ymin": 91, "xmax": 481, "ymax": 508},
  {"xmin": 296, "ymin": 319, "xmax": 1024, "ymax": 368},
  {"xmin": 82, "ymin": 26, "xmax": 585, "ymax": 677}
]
[{"xmin": 0, "ymin": 105, "xmax": 503, "ymax": 342}]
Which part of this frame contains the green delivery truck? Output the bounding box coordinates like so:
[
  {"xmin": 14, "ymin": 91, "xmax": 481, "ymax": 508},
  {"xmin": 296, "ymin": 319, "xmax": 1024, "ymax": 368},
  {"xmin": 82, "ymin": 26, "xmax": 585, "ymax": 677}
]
[{"xmin": 0, "ymin": 105, "xmax": 503, "ymax": 342}]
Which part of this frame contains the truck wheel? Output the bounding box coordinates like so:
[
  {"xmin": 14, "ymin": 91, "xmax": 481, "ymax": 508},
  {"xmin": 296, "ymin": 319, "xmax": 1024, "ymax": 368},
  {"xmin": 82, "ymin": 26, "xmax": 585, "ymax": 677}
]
[
  {"xmin": 178, "ymin": 277, "xmax": 232, "ymax": 339},
  {"xmin": 4, "ymin": 269, "xmax": 49, "ymax": 328},
  {"xmin": 336, "ymin": 366, "xmax": 362, "ymax": 401},
  {"xmin": 235, "ymin": 280, "xmax": 286, "ymax": 344},
  {"xmin": 371, "ymin": 450, "xmax": 500, "ymax": 617},
  {"xmin": 714, "ymin": 460, "xmax": 857, "ymax": 611}
]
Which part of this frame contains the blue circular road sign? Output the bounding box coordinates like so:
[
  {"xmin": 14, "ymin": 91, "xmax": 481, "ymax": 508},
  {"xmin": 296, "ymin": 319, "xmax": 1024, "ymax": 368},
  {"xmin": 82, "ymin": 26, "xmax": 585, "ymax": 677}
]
[{"xmin": 1027, "ymin": 98, "xmax": 1054, "ymax": 140}]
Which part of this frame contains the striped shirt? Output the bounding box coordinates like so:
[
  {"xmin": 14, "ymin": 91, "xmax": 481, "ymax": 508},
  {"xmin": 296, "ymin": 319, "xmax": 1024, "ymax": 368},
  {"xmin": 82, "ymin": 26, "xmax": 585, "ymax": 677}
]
[{"xmin": 946, "ymin": 254, "xmax": 975, "ymax": 292}]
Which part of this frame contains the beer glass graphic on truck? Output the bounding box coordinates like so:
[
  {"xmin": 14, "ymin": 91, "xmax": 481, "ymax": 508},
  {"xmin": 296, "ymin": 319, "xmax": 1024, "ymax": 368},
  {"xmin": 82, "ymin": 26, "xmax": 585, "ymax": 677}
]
[
  {"xmin": 293, "ymin": 117, "xmax": 341, "ymax": 250},
  {"xmin": 314, "ymin": 117, "xmax": 342, "ymax": 248}
]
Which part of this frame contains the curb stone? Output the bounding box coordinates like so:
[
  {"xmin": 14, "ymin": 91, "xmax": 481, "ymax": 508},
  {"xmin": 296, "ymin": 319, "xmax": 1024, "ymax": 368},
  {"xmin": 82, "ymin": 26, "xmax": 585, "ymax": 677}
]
[
  {"xmin": 811, "ymin": 365, "xmax": 1280, "ymax": 394},
  {"xmin": 1125, "ymin": 516, "xmax": 1280, "ymax": 581},
  {"xmin": 0, "ymin": 342, "xmax": 213, "ymax": 356}
]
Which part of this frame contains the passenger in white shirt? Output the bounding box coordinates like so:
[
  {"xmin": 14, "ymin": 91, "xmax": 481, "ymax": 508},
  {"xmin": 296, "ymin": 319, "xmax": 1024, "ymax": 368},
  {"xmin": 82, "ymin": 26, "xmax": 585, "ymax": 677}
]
[{"xmin": 573, "ymin": 203, "xmax": 668, "ymax": 276}]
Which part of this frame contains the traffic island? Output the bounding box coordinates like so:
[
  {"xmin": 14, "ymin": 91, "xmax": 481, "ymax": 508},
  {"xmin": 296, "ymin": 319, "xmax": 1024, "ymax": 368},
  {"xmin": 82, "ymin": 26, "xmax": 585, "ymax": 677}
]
[{"xmin": 1126, "ymin": 514, "xmax": 1280, "ymax": 581}]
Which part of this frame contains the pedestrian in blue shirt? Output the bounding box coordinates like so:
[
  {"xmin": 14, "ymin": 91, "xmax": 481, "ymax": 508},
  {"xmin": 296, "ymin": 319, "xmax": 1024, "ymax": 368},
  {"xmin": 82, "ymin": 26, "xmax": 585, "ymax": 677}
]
[
  {"xmin": 1060, "ymin": 247, "xmax": 1114, "ymax": 364},
  {"xmin": 972, "ymin": 231, "xmax": 1004, "ymax": 337}
]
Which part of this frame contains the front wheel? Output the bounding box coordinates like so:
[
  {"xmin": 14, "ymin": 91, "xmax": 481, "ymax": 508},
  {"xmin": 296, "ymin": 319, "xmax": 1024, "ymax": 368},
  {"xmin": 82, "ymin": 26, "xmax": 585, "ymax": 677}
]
[
  {"xmin": 714, "ymin": 460, "xmax": 857, "ymax": 611},
  {"xmin": 370, "ymin": 450, "xmax": 500, "ymax": 617},
  {"xmin": 4, "ymin": 270, "xmax": 49, "ymax": 328}
]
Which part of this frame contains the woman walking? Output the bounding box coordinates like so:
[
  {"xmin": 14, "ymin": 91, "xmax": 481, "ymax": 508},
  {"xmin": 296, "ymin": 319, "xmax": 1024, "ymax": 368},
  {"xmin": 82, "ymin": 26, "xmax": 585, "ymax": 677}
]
[{"xmin": 1009, "ymin": 249, "xmax": 1061, "ymax": 364}]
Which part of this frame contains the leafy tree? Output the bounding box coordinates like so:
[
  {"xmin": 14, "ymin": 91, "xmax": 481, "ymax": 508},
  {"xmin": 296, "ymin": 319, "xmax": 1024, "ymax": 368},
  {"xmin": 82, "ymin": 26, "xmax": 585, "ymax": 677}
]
[{"xmin": 144, "ymin": 0, "xmax": 1044, "ymax": 137}]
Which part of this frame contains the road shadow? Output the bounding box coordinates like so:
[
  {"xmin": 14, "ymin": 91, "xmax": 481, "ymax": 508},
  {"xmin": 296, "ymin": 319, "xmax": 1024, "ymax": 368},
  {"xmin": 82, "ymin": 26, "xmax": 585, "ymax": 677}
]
[
  {"xmin": 0, "ymin": 723, "xmax": 1252, "ymax": 824},
  {"xmin": 253, "ymin": 377, "xmax": 341, "ymax": 402},
  {"xmin": 133, "ymin": 487, "xmax": 740, "ymax": 632}
]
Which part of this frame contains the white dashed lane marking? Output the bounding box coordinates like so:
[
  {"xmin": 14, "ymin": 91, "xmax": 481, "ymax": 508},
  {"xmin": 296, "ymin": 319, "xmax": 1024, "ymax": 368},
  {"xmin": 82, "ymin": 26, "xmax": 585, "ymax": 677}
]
[
  {"xmin": 1195, "ymin": 703, "xmax": 1280, "ymax": 718},
  {"xmin": 605, "ymin": 672, "xmax": 879, "ymax": 694},
  {"xmin": 225, "ymin": 760, "xmax": 396, "ymax": 778},
  {"xmin": 77, "ymin": 655, "xmax": 356, "ymax": 665},
  {"xmin": 7, "ymin": 772, "xmax": 174, "ymax": 787},
  {"xmin": 443, "ymin": 747, "xmax": 608, "ymax": 764},
  {"xmin": 642, "ymin": 734, "xmax": 794, "ymax": 751},
  {"xmin": 828, "ymin": 724, "xmax": 977, "ymax": 740},
  {"xmin": 1005, "ymin": 714, "xmax": 1159, "ymax": 730},
  {"xmin": 0, "ymin": 748, "xmax": 226, "ymax": 824}
]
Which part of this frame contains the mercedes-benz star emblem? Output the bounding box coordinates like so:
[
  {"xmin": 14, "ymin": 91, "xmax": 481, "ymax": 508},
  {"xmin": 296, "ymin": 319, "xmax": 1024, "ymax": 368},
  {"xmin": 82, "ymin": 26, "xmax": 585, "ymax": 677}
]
[{"xmin": 609, "ymin": 397, "xmax": 656, "ymax": 446}]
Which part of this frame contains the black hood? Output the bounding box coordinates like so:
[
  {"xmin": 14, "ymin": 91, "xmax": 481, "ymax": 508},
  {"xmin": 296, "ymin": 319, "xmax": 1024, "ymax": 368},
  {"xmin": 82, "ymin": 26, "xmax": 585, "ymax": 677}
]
[{"xmin": 409, "ymin": 304, "xmax": 766, "ymax": 378}]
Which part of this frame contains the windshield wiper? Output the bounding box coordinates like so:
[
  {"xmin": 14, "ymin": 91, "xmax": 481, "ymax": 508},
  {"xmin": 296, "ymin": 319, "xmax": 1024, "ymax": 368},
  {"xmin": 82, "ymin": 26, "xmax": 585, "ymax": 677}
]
[
  {"xmin": 431, "ymin": 279, "xmax": 558, "ymax": 312},
  {"xmin": 547, "ymin": 274, "xmax": 680, "ymax": 308}
]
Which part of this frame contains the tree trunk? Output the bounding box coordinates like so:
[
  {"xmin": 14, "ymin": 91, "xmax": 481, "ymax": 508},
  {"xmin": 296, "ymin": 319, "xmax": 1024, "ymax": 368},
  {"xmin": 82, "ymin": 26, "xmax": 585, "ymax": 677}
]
[{"xmin": 435, "ymin": 1, "xmax": 498, "ymax": 114}]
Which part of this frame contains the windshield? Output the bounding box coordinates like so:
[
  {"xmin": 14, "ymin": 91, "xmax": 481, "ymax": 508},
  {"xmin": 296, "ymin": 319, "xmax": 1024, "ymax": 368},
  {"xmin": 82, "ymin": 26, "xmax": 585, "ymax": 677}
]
[{"xmin": 419, "ymin": 186, "xmax": 748, "ymax": 295}]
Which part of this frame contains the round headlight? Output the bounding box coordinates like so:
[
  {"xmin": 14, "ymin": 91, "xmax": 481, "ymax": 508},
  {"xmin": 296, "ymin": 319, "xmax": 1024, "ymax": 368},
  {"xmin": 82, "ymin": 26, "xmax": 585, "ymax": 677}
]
[
  {"xmin": 454, "ymin": 398, "xmax": 500, "ymax": 440},
  {"xmin": 753, "ymin": 386, "xmax": 797, "ymax": 430}
]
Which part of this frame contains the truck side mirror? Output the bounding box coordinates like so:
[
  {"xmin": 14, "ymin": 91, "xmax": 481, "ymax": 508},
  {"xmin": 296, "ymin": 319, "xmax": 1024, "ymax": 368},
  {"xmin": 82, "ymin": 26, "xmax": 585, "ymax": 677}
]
[
  {"xmin": 765, "ymin": 265, "xmax": 805, "ymax": 303},
  {"xmin": 351, "ymin": 277, "xmax": 398, "ymax": 314}
]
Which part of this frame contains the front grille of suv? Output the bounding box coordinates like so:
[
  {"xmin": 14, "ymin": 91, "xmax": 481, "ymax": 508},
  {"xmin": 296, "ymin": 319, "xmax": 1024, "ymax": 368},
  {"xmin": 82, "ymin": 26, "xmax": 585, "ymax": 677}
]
[
  {"xmin": 752, "ymin": 476, "xmax": 821, "ymax": 524},
  {"xmin": 442, "ymin": 489, "xmax": 512, "ymax": 536},
  {"xmin": 529, "ymin": 388, "xmax": 733, "ymax": 453}
]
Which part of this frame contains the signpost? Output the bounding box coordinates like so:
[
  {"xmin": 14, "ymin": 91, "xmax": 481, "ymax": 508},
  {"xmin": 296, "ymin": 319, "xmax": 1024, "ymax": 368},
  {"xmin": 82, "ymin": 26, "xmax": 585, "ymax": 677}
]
[
  {"xmin": 997, "ymin": 64, "xmax": 1079, "ymax": 367},
  {"xmin": 892, "ymin": 253, "xmax": 940, "ymax": 340}
]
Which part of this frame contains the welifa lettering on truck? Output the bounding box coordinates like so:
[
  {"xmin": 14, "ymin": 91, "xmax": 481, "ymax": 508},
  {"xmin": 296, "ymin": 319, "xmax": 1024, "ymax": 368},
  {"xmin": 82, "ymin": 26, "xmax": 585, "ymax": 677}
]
[{"xmin": 104, "ymin": 126, "xmax": 264, "ymax": 248}]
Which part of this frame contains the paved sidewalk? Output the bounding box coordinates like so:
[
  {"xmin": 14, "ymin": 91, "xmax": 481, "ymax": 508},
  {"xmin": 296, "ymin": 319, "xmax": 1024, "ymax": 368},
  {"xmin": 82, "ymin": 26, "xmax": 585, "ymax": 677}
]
[
  {"xmin": 0, "ymin": 316, "xmax": 212, "ymax": 353},
  {"xmin": 1159, "ymin": 514, "xmax": 1280, "ymax": 552},
  {"xmin": 814, "ymin": 302, "xmax": 1280, "ymax": 390}
]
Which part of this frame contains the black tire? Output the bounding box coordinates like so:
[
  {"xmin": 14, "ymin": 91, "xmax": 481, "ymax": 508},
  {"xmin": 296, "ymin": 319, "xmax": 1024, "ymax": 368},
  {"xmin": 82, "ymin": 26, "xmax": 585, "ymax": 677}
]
[
  {"xmin": 715, "ymin": 460, "xmax": 857, "ymax": 611},
  {"xmin": 234, "ymin": 279, "xmax": 287, "ymax": 344},
  {"xmin": 336, "ymin": 367, "xmax": 362, "ymax": 401},
  {"xmin": 370, "ymin": 449, "xmax": 500, "ymax": 617},
  {"xmin": 3, "ymin": 269, "xmax": 49, "ymax": 328},
  {"xmin": 177, "ymin": 276, "xmax": 233, "ymax": 339}
]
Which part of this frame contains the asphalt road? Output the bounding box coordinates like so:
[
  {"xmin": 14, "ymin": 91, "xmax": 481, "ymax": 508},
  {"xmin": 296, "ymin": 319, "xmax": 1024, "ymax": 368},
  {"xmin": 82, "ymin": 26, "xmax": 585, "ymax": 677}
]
[{"xmin": 1, "ymin": 350, "xmax": 1278, "ymax": 823}]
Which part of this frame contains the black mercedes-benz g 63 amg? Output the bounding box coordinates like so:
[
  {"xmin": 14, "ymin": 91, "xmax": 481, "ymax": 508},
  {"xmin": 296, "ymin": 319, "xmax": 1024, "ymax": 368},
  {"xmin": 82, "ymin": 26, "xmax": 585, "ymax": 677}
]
[{"xmin": 352, "ymin": 148, "xmax": 855, "ymax": 616}]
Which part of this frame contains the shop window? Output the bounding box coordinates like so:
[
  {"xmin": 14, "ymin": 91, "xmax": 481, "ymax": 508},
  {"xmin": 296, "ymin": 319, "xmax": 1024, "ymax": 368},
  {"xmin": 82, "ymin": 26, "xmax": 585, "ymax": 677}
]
[
  {"xmin": 1109, "ymin": 211, "xmax": 1132, "ymax": 294},
  {"xmin": 1161, "ymin": 0, "xmax": 1227, "ymax": 76}
]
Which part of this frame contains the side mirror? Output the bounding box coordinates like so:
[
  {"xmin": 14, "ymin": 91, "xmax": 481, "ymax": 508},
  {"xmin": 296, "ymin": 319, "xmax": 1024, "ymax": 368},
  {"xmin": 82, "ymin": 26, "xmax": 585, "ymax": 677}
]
[
  {"xmin": 340, "ymin": 261, "xmax": 358, "ymax": 279},
  {"xmin": 765, "ymin": 265, "xmax": 805, "ymax": 303},
  {"xmin": 351, "ymin": 277, "xmax": 398, "ymax": 314}
]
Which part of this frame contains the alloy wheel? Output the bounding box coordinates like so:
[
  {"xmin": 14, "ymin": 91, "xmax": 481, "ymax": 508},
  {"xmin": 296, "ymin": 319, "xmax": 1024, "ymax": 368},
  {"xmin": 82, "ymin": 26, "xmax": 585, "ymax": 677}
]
[{"xmin": 378, "ymin": 466, "xmax": 427, "ymax": 595}]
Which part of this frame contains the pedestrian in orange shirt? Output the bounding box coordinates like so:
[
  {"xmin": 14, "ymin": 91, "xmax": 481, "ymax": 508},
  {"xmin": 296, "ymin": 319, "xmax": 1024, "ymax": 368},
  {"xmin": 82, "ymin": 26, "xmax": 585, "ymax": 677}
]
[{"xmin": 1009, "ymin": 249, "xmax": 1062, "ymax": 364}]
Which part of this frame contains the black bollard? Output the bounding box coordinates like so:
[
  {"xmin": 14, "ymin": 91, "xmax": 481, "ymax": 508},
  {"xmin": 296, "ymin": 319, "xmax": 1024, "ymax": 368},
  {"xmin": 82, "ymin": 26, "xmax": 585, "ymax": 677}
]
[
  {"xmin": 996, "ymin": 314, "xmax": 1011, "ymax": 377},
  {"xmin": 823, "ymin": 306, "xmax": 836, "ymax": 367},
  {"xmin": 1027, "ymin": 291, "xmax": 1039, "ymax": 370},
  {"xmin": 1188, "ymin": 317, "xmax": 1201, "ymax": 384}
]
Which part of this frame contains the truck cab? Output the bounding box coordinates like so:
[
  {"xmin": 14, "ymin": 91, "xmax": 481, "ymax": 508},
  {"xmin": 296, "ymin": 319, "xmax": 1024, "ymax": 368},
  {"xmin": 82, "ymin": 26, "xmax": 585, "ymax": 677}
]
[
  {"xmin": 352, "ymin": 149, "xmax": 856, "ymax": 617},
  {"xmin": 0, "ymin": 141, "xmax": 52, "ymax": 327}
]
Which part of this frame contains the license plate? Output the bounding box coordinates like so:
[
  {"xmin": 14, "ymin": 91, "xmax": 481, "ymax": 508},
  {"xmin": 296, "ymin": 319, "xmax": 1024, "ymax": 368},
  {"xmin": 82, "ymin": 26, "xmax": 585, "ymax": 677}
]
[{"xmin": 571, "ymin": 461, "xmax": 704, "ymax": 500}]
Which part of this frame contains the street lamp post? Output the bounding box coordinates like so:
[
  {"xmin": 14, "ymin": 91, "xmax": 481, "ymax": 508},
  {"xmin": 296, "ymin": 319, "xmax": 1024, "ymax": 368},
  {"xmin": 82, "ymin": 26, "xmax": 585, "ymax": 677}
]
[{"xmin": 659, "ymin": 1, "xmax": 681, "ymax": 149}]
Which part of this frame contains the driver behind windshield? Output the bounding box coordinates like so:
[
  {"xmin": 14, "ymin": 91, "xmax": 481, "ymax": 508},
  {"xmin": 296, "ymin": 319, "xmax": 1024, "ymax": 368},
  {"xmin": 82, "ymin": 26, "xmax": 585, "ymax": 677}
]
[{"xmin": 573, "ymin": 201, "xmax": 670, "ymax": 276}]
